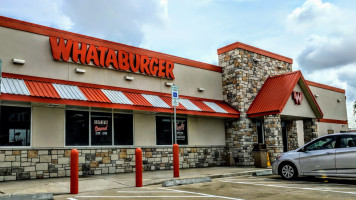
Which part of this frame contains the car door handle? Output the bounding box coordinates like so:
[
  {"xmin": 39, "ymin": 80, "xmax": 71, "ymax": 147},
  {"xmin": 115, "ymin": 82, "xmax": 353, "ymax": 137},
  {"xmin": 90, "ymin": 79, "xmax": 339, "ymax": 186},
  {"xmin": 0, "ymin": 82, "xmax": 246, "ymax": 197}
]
[{"xmin": 323, "ymin": 152, "xmax": 333, "ymax": 155}]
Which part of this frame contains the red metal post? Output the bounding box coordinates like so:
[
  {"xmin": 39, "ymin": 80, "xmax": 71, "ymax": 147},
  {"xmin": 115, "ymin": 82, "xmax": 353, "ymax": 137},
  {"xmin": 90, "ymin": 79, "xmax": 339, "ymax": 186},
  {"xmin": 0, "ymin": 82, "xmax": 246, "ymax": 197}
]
[
  {"xmin": 135, "ymin": 148, "xmax": 143, "ymax": 187},
  {"xmin": 70, "ymin": 149, "xmax": 79, "ymax": 194},
  {"xmin": 173, "ymin": 144, "xmax": 179, "ymax": 178}
]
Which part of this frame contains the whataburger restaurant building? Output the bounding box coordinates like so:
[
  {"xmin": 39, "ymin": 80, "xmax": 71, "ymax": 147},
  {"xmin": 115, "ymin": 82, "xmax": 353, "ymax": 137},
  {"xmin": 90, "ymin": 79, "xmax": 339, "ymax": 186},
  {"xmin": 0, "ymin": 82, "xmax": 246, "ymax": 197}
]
[{"xmin": 0, "ymin": 16, "xmax": 348, "ymax": 181}]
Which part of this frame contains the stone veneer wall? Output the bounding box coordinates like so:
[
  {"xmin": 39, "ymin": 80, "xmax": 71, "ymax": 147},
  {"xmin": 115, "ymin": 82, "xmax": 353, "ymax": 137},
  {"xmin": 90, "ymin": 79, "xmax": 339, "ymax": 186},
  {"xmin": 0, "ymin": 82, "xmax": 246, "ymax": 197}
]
[
  {"xmin": 286, "ymin": 121, "xmax": 299, "ymax": 151},
  {"xmin": 0, "ymin": 146, "xmax": 225, "ymax": 182},
  {"xmin": 303, "ymin": 118, "xmax": 318, "ymax": 143},
  {"xmin": 219, "ymin": 48, "xmax": 292, "ymax": 165},
  {"xmin": 263, "ymin": 115, "xmax": 283, "ymax": 161}
]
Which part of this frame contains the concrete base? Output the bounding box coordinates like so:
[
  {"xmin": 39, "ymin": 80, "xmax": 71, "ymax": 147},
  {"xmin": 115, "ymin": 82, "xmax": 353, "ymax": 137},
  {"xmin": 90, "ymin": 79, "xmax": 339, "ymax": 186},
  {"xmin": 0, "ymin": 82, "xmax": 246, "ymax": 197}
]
[
  {"xmin": 0, "ymin": 193, "xmax": 53, "ymax": 200},
  {"xmin": 162, "ymin": 177, "xmax": 212, "ymax": 187}
]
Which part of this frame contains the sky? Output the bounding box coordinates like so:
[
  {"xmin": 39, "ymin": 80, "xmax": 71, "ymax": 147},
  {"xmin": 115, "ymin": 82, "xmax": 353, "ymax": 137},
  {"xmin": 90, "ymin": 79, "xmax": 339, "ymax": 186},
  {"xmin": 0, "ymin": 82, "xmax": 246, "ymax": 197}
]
[{"xmin": 1, "ymin": 0, "xmax": 356, "ymax": 128}]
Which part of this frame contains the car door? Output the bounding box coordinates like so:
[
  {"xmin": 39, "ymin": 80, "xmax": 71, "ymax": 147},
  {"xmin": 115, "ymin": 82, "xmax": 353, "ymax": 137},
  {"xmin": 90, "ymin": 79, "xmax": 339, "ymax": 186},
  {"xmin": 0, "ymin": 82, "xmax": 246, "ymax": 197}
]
[
  {"xmin": 299, "ymin": 136, "xmax": 337, "ymax": 176},
  {"xmin": 336, "ymin": 135, "xmax": 356, "ymax": 175}
]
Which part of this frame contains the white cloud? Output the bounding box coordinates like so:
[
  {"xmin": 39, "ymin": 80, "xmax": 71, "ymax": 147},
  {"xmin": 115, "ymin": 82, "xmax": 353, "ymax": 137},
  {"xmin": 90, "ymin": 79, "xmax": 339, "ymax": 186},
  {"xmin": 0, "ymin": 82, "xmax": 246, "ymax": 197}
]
[
  {"xmin": 61, "ymin": 0, "xmax": 168, "ymax": 46},
  {"xmin": 0, "ymin": 0, "xmax": 73, "ymax": 30},
  {"xmin": 286, "ymin": 0, "xmax": 342, "ymax": 34}
]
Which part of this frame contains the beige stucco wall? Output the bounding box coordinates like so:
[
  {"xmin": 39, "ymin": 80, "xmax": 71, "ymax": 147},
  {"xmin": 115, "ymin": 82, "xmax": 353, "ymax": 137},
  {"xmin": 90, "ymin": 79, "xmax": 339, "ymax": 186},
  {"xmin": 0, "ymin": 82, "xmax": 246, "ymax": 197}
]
[
  {"xmin": 32, "ymin": 107, "xmax": 65, "ymax": 148},
  {"xmin": 281, "ymin": 83, "xmax": 316, "ymax": 118},
  {"xmin": 0, "ymin": 26, "xmax": 223, "ymax": 100},
  {"xmin": 134, "ymin": 113, "xmax": 156, "ymax": 146},
  {"xmin": 188, "ymin": 117, "xmax": 225, "ymax": 146},
  {"xmin": 296, "ymin": 120, "xmax": 304, "ymax": 147},
  {"xmin": 317, "ymin": 122, "xmax": 348, "ymax": 137},
  {"xmin": 308, "ymin": 86, "xmax": 347, "ymax": 121}
]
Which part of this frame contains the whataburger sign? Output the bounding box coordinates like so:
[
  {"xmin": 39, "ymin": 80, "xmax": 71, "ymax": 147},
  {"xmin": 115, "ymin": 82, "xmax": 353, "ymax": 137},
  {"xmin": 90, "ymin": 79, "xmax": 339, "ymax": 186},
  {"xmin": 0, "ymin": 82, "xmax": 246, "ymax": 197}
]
[{"xmin": 49, "ymin": 37, "xmax": 175, "ymax": 79}]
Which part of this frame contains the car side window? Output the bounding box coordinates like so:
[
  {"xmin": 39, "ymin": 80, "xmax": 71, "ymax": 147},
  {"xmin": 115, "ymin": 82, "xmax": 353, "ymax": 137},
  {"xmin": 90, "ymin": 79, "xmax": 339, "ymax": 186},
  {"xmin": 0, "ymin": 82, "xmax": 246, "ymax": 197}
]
[
  {"xmin": 339, "ymin": 135, "xmax": 356, "ymax": 148},
  {"xmin": 305, "ymin": 136, "xmax": 336, "ymax": 151}
]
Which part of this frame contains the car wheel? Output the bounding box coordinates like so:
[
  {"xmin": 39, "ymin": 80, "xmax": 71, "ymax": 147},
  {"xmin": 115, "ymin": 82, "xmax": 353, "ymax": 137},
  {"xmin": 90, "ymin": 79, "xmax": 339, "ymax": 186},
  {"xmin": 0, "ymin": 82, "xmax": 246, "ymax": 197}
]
[{"xmin": 280, "ymin": 163, "xmax": 298, "ymax": 179}]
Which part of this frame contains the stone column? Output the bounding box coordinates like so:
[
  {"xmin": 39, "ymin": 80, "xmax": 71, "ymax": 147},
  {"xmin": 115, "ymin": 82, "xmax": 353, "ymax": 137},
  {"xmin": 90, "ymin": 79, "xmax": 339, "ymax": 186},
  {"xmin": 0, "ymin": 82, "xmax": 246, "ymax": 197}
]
[
  {"xmin": 219, "ymin": 44, "xmax": 293, "ymax": 166},
  {"xmin": 303, "ymin": 118, "xmax": 318, "ymax": 143},
  {"xmin": 286, "ymin": 121, "xmax": 298, "ymax": 151},
  {"xmin": 263, "ymin": 114, "xmax": 283, "ymax": 161}
]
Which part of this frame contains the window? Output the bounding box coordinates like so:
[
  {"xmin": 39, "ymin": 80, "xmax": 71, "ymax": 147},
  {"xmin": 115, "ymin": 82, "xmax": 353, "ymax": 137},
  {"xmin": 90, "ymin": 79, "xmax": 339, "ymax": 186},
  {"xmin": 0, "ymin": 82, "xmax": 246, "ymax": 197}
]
[
  {"xmin": 305, "ymin": 136, "xmax": 336, "ymax": 151},
  {"xmin": 114, "ymin": 113, "xmax": 133, "ymax": 145},
  {"xmin": 0, "ymin": 106, "xmax": 31, "ymax": 146},
  {"xmin": 339, "ymin": 135, "xmax": 356, "ymax": 148},
  {"xmin": 91, "ymin": 112, "xmax": 112, "ymax": 146},
  {"xmin": 65, "ymin": 110, "xmax": 133, "ymax": 146},
  {"xmin": 66, "ymin": 110, "xmax": 89, "ymax": 146},
  {"xmin": 156, "ymin": 116, "xmax": 188, "ymax": 145}
]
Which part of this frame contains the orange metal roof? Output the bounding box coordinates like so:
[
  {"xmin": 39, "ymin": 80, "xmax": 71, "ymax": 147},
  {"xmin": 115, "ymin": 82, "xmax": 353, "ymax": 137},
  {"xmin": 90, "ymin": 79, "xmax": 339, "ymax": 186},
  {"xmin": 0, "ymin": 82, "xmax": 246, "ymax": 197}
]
[
  {"xmin": 247, "ymin": 71, "xmax": 323, "ymax": 118},
  {"xmin": 79, "ymin": 87, "xmax": 110, "ymax": 103},
  {"xmin": 24, "ymin": 80, "xmax": 60, "ymax": 98},
  {"xmin": 123, "ymin": 92, "xmax": 152, "ymax": 107}
]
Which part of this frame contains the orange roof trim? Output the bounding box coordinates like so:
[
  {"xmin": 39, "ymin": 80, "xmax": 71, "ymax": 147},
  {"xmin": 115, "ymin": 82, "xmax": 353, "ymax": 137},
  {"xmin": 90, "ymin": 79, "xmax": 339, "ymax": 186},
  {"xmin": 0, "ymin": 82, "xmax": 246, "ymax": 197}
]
[
  {"xmin": 306, "ymin": 80, "xmax": 345, "ymax": 94},
  {"xmin": 0, "ymin": 16, "xmax": 221, "ymax": 73},
  {"xmin": 217, "ymin": 41, "xmax": 293, "ymax": 64}
]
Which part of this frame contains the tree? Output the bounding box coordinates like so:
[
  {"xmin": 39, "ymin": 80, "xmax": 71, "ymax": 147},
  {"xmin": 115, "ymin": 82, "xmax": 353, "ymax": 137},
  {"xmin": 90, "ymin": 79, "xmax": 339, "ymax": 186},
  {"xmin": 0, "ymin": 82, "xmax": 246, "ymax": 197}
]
[{"xmin": 354, "ymin": 101, "xmax": 356, "ymax": 115}]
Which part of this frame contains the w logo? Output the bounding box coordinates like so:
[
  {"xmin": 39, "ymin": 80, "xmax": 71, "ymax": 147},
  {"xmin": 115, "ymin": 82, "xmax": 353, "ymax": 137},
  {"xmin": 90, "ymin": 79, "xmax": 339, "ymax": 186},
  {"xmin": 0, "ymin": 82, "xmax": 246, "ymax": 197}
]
[{"xmin": 292, "ymin": 91, "xmax": 303, "ymax": 105}]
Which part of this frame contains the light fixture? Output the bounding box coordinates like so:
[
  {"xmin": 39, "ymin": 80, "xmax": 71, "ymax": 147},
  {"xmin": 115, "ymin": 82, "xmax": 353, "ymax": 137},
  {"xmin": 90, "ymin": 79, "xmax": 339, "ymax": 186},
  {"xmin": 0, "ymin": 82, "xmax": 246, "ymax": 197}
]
[
  {"xmin": 314, "ymin": 94, "xmax": 319, "ymax": 98},
  {"xmin": 12, "ymin": 58, "xmax": 25, "ymax": 65},
  {"xmin": 125, "ymin": 76, "xmax": 134, "ymax": 81},
  {"xmin": 337, "ymin": 99, "xmax": 341, "ymax": 103},
  {"xmin": 75, "ymin": 68, "xmax": 86, "ymax": 73},
  {"xmin": 165, "ymin": 82, "xmax": 174, "ymax": 87},
  {"xmin": 198, "ymin": 88, "xmax": 205, "ymax": 92}
]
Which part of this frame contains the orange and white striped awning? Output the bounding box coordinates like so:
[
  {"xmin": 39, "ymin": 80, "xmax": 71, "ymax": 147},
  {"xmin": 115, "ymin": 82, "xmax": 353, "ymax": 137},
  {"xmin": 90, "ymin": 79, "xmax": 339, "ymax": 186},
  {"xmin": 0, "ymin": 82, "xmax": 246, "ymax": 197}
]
[{"xmin": 0, "ymin": 73, "xmax": 239, "ymax": 118}]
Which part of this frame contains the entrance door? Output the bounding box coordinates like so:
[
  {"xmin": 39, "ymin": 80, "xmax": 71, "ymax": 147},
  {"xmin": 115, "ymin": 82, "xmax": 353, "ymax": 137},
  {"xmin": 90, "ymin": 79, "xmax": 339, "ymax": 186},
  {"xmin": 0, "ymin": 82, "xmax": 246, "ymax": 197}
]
[{"xmin": 281, "ymin": 121, "xmax": 288, "ymax": 152}]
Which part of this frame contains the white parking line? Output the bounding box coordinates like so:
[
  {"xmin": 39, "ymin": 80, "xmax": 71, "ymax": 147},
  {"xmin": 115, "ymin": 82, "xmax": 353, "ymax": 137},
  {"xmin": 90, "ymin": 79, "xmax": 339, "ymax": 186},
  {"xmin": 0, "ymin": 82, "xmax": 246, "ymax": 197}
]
[
  {"xmin": 159, "ymin": 188, "xmax": 244, "ymax": 200},
  {"xmin": 220, "ymin": 180, "xmax": 356, "ymax": 195},
  {"xmin": 116, "ymin": 191, "xmax": 177, "ymax": 193},
  {"xmin": 75, "ymin": 196, "xmax": 218, "ymax": 198}
]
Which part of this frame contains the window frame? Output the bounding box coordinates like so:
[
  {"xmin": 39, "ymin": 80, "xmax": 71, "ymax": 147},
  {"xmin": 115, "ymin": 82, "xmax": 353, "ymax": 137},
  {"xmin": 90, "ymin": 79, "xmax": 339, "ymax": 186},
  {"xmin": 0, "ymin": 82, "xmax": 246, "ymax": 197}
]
[
  {"xmin": 0, "ymin": 104, "xmax": 33, "ymax": 148},
  {"xmin": 65, "ymin": 108, "xmax": 134, "ymax": 147}
]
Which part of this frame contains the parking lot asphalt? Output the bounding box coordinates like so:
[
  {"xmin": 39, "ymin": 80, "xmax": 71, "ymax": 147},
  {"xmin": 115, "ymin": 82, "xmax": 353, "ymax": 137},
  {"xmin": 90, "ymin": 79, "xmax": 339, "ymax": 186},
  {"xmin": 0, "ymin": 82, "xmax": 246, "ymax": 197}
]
[{"xmin": 55, "ymin": 175, "xmax": 356, "ymax": 200}]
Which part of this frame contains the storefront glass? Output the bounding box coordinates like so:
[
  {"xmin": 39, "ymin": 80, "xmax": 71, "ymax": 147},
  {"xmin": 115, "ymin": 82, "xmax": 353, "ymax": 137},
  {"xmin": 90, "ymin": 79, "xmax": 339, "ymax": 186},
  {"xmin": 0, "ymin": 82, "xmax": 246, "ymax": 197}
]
[
  {"xmin": 156, "ymin": 116, "xmax": 188, "ymax": 145},
  {"xmin": 65, "ymin": 110, "xmax": 133, "ymax": 146},
  {"xmin": 0, "ymin": 106, "xmax": 31, "ymax": 146},
  {"xmin": 66, "ymin": 110, "xmax": 89, "ymax": 146},
  {"xmin": 114, "ymin": 113, "xmax": 133, "ymax": 145}
]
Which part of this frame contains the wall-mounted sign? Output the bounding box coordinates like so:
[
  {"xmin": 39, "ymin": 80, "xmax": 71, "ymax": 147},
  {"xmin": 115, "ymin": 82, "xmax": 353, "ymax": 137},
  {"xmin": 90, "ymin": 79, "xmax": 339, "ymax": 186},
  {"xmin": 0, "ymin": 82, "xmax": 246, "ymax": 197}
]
[
  {"xmin": 49, "ymin": 37, "xmax": 175, "ymax": 79},
  {"xmin": 292, "ymin": 91, "xmax": 303, "ymax": 105}
]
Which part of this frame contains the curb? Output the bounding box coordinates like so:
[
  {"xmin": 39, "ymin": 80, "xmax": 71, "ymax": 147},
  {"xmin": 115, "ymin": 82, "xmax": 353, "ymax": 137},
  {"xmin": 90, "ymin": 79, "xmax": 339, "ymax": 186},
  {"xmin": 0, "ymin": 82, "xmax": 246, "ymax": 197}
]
[
  {"xmin": 252, "ymin": 170, "xmax": 273, "ymax": 176},
  {"xmin": 163, "ymin": 177, "xmax": 211, "ymax": 187},
  {"xmin": 0, "ymin": 193, "xmax": 53, "ymax": 200},
  {"xmin": 158, "ymin": 169, "xmax": 272, "ymax": 187}
]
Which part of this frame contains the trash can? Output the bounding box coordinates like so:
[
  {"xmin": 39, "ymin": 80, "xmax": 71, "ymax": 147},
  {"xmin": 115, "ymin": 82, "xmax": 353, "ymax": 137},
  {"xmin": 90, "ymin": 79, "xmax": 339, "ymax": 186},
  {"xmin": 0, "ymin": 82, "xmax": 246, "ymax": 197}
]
[{"xmin": 252, "ymin": 143, "xmax": 268, "ymax": 168}]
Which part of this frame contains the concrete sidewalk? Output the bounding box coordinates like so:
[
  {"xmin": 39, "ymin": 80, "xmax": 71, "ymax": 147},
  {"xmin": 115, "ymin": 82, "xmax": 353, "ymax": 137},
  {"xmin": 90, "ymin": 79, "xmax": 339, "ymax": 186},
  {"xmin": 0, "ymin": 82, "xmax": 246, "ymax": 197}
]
[{"xmin": 0, "ymin": 166, "xmax": 271, "ymax": 199}]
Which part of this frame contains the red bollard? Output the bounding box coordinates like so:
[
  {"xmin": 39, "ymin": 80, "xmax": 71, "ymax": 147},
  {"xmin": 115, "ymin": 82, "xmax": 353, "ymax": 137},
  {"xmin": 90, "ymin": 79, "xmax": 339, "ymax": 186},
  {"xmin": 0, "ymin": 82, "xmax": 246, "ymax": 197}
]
[
  {"xmin": 70, "ymin": 149, "xmax": 79, "ymax": 194},
  {"xmin": 135, "ymin": 148, "xmax": 142, "ymax": 187},
  {"xmin": 173, "ymin": 144, "xmax": 179, "ymax": 178}
]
